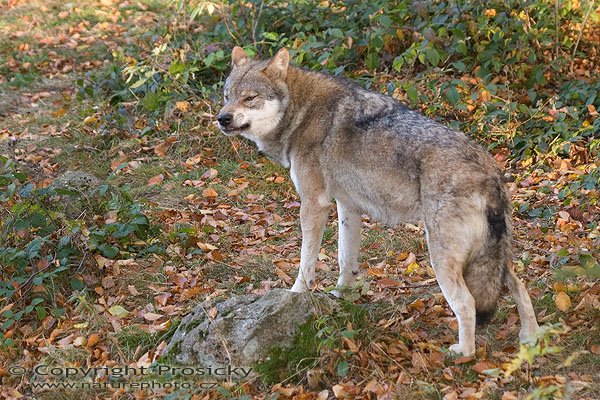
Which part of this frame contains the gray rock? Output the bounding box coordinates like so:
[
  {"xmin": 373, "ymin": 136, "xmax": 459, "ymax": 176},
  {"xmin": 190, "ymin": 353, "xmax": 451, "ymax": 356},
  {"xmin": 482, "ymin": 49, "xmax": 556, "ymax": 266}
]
[
  {"xmin": 50, "ymin": 171, "xmax": 102, "ymax": 192},
  {"xmin": 166, "ymin": 289, "xmax": 338, "ymax": 376},
  {"xmin": 49, "ymin": 171, "xmax": 104, "ymax": 218}
]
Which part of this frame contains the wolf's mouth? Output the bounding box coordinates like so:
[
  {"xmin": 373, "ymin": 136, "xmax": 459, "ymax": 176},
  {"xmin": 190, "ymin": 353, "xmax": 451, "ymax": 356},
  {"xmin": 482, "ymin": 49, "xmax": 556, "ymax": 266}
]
[{"xmin": 220, "ymin": 123, "xmax": 250, "ymax": 135}]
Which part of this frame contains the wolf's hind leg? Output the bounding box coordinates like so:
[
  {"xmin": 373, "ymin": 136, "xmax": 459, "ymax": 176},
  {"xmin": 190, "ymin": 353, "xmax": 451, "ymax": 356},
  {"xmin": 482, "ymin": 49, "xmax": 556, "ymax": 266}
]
[
  {"xmin": 505, "ymin": 267, "xmax": 540, "ymax": 343},
  {"xmin": 427, "ymin": 238, "xmax": 476, "ymax": 356},
  {"xmin": 332, "ymin": 201, "xmax": 361, "ymax": 297},
  {"xmin": 290, "ymin": 200, "xmax": 330, "ymax": 292}
]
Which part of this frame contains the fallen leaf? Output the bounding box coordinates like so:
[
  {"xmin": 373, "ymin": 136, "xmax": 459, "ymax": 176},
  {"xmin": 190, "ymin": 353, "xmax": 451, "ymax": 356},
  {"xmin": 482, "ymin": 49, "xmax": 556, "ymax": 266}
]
[
  {"xmin": 405, "ymin": 261, "xmax": 420, "ymax": 274},
  {"xmin": 276, "ymin": 386, "xmax": 295, "ymax": 397},
  {"xmin": 128, "ymin": 285, "xmax": 141, "ymax": 295},
  {"xmin": 184, "ymin": 154, "xmax": 203, "ymax": 169},
  {"xmin": 454, "ymin": 355, "xmax": 474, "ymax": 364},
  {"xmin": 363, "ymin": 379, "xmax": 383, "ymax": 394},
  {"xmin": 154, "ymin": 140, "xmax": 172, "ymax": 157},
  {"xmin": 377, "ymin": 278, "xmax": 401, "ymax": 287},
  {"xmin": 317, "ymin": 390, "xmax": 329, "ymax": 400},
  {"xmin": 0, "ymin": 303, "xmax": 14, "ymax": 315},
  {"xmin": 142, "ymin": 312, "xmax": 163, "ymax": 321},
  {"xmin": 275, "ymin": 267, "xmax": 293, "ymax": 283},
  {"xmin": 332, "ymin": 384, "xmax": 347, "ymax": 398},
  {"xmin": 175, "ymin": 101, "xmax": 191, "ymax": 112},
  {"xmin": 57, "ymin": 334, "xmax": 75, "ymax": 347},
  {"xmin": 472, "ymin": 360, "xmax": 491, "ymax": 374},
  {"xmin": 202, "ymin": 188, "xmax": 218, "ymax": 198},
  {"xmin": 501, "ymin": 392, "xmax": 518, "ymax": 400},
  {"xmin": 83, "ymin": 115, "xmax": 98, "ymax": 125},
  {"xmin": 73, "ymin": 336, "xmax": 86, "ymax": 347},
  {"xmin": 87, "ymin": 334, "xmax": 100, "ymax": 347},
  {"xmin": 443, "ymin": 391, "xmax": 459, "ymax": 400},
  {"xmin": 101, "ymin": 276, "xmax": 114, "ymax": 289},
  {"xmin": 53, "ymin": 108, "xmax": 67, "ymax": 117},
  {"xmin": 147, "ymin": 174, "xmax": 164, "ymax": 186},
  {"xmin": 108, "ymin": 305, "xmax": 130, "ymax": 317},
  {"xmin": 555, "ymin": 291, "xmax": 571, "ymax": 312}
]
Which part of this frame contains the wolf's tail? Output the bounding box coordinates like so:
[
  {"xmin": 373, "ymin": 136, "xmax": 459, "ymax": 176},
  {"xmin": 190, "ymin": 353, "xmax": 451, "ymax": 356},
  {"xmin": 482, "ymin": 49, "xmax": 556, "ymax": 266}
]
[{"xmin": 463, "ymin": 179, "xmax": 512, "ymax": 326}]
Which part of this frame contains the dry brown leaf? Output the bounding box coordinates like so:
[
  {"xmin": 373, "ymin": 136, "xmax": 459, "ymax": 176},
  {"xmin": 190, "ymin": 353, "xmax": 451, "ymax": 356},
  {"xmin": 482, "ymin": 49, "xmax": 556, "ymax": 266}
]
[
  {"xmin": 363, "ymin": 379, "xmax": 384, "ymax": 394},
  {"xmin": 184, "ymin": 154, "xmax": 203, "ymax": 169},
  {"xmin": 202, "ymin": 188, "xmax": 218, "ymax": 198},
  {"xmin": 147, "ymin": 174, "xmax": 164, "ymax": 186},
  {"xmin": 453, "ymin": 355, "xmax": 474, "ymax": 364},
  {"xmin": 142, "ymin": 312, "xmax": 163, "ymax": 321},
  {"xmin": 275, "ymin": 267, "xmax": 293, "ymax": 283},
  {"xmin": 207, "ymin": 250, "xmax": 224, "ymax": 261},
  {"xmin": 101, "ymin": 276, "xmax": 114, "ymax": 289},
  {"xmin": 53, "ymin": 108, "xmax": 67, "ymax": 117},
  {"xmin": 276, "ymin": 387, "xmax": 295, "ymax": 397},
  {"xmin": 443, "ymin": 391, "xmax": 459, "ymax": 400},
  {"xmin": 332, "ymin": 384, "xmax": 347, "ymax": 398},
  {"xmin": 87, "ymin": 334, "xmax": 101, "ymax": 347},
  {"xmin": 175, "ymin": 101, "xmax": 191, "ymax": 112},
  {"xmin": 343, "ymin": 336, "xmax": 359, "ymax": 352},
  {"xmin": 472, "ymin": 360, "xmax": 491, "ymax": 374},
  {"xmin": 555, "ymin": 291, "xmax": 571, "ymax": 312},
  {"xmin": 128, "ymin": 285, "xmax": 141, "ymax": 296},
  {"xmin": 0, "ymin": 303, "xmax": 14, "ymax": 315},
  {"xmin": 154, "ymin": 141, "xmax": 171, "ymax": 157},
  {"xmin": 377, "ymin": 278, "xmax": 400, "ymax": 287},
  {"xmin": 197, "ymin": 242, "xmax": 218, "ymax": 251}
]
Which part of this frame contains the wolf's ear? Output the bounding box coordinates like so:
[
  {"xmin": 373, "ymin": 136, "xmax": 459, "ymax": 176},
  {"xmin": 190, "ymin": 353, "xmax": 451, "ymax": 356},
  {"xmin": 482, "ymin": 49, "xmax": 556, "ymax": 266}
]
[
  {"xmin": 231, "ymin": 46, "xmax": 249, "ymax": 68},
  {"xmin": 263, "ymin": 48, "xmax": 289, "ymax": 79}
]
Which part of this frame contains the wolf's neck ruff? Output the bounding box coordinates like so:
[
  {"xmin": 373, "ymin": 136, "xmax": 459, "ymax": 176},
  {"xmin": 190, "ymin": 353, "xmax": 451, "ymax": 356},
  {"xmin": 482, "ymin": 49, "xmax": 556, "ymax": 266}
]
[{"xmin": 251, "ymin": 66, "xmax": 355, "ymax": 168}]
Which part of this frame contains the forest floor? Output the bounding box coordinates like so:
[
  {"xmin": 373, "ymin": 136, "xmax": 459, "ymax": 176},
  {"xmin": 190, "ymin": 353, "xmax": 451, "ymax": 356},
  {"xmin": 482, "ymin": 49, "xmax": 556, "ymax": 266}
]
[{"xmin": 0, "ymin": 1, "xmax": 598, "ymax": 399}]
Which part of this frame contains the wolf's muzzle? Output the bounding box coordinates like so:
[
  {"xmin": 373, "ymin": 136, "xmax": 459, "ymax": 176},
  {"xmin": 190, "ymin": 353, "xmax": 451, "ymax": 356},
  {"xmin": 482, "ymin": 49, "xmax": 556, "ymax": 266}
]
[{"xmin": 217, "ymin": 113, "xmax": 233, "ymax": 127}]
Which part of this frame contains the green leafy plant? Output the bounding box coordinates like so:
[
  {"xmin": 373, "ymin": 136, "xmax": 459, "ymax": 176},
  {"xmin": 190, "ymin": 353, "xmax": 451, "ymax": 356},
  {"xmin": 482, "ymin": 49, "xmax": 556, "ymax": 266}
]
[{"xmin": 0, "ymin": 157, "xmax": 161, "ymax": 340}]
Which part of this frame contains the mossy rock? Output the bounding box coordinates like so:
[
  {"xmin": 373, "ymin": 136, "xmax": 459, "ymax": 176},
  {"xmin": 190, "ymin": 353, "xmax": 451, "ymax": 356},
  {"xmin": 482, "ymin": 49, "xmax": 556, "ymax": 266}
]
[
  {"xmin": 166, "ymin": 289, "xmax": 339, "ymax": 379},
  {"xmin": 48, "ymin": 171, "xmax": 105, "ymax": 218}
]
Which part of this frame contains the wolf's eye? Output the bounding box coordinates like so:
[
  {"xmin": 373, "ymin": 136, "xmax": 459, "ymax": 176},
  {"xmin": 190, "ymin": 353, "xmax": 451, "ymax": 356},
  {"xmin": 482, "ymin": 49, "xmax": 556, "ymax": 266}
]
[{"xmin": 244, "ymin": 95, "xmax": 258, "ymax": 102}]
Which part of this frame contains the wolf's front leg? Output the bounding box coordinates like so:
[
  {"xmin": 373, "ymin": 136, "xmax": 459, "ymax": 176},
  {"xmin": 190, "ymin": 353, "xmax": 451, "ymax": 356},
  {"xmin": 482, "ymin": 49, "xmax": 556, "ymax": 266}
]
[
  {"xmin": 290, "ymin": 200, "xmax": 330, "ymax": 292},
  {"xmin": 331, "ymin": 201, "xmax": 361, "ymax": 297}
]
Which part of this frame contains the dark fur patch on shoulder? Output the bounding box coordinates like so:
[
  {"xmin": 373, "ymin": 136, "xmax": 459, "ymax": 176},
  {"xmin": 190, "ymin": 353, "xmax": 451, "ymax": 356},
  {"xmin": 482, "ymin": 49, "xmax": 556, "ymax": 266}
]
[{"xmin": 354, "ymin": 103, "xmax": 409, "ymax": 129}]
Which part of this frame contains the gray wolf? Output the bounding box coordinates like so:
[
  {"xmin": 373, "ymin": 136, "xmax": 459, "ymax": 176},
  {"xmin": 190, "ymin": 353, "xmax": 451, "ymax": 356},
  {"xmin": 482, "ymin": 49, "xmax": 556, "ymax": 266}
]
[{"xmin": 217, "ymin": 46, "xmax": 540, "ymax": 356}]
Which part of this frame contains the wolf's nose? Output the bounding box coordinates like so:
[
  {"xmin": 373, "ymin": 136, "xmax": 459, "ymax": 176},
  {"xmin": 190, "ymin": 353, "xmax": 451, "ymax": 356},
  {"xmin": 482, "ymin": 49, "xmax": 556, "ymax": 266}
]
[{"xmin": 217, "ymin": 113, "xmax": 233, "ymax": 127}]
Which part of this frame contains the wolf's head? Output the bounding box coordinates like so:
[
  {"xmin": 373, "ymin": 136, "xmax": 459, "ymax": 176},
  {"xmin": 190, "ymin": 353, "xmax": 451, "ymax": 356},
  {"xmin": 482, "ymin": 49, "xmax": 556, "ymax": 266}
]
[{"xmin": 217, "ymin": 47, "xmax": 290, "ymax": 140}]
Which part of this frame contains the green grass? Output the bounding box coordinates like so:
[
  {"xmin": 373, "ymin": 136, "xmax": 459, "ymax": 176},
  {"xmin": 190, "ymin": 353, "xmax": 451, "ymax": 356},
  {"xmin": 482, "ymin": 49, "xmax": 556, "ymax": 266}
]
[{"xmin": 254, "ymin": 317, "xmax": 321, "ymax": 385}]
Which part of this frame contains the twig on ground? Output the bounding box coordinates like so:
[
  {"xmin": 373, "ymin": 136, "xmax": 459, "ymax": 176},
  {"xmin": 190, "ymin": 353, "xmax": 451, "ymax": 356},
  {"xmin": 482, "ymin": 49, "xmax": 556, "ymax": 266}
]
[{"xmin": 570, "ymin": 0, "xmax": 594, "ymax": 74}]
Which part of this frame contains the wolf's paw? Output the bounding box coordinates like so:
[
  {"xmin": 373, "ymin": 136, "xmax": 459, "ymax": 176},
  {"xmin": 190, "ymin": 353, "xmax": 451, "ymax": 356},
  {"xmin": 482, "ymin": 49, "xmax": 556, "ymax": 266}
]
[
  {"xmin": 519, "ymin": 325, "xmax": 541, "ymax": 344},
  {"xmin": 449, "ymin": 343, "xmax": 475, "ymax": 357},
  {"xmin": 290, "ymin": 281, "xmax": 308, "ymax": 293}
]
